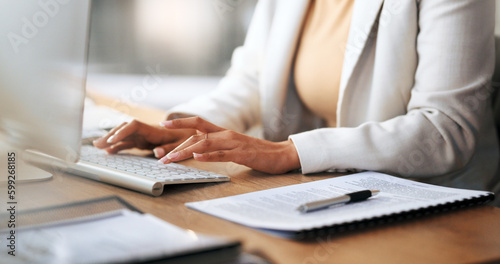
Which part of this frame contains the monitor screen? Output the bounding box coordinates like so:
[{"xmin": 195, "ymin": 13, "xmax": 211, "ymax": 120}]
[{"xmin": 0, "ymin": 0, "xmax": 91, "ymax": 181}]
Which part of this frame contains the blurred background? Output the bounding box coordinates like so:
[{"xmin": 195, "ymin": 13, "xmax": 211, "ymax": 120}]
[
  {"xmin": 88, "ymin": 1, "xmax": 500, "ymax": 75},
  {"xmin": 86, "ymin": 0, "xmax": 257, "ymax": 111},
  {"xmin": 496, "ymin": 3, "xmax": 500, "ymax": 35},
  {"xmin": 88, "ymin": 0, "xmax": 256, "ymax": 76}
]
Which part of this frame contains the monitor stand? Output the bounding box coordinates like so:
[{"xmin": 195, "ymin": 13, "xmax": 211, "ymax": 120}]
[{"xmin": 0, "ymin": 142, "xmax": 53, "ymax": 184}]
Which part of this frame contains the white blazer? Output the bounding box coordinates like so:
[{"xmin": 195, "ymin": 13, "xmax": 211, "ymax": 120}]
[{"xmin": 168, "ymin": 0, "xmax": 499, "ymax": 196}]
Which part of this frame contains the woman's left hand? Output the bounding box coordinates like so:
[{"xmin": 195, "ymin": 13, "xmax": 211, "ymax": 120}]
[{"xmin": 157, "ymin": 116, "xmax": 301, "ymax": 174}]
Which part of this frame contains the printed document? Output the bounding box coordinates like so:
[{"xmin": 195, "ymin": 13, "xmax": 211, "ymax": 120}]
[
  {"xmin": 1, "ymin": 210, "xmax": 234, "ymax": 264},
  {"xmin": 186, "ymin": 171, "xmax": 491, "ymax": 232}
]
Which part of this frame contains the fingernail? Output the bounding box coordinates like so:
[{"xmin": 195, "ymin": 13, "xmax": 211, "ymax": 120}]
[
  {"xmin": 166, "ymin": 152, "xmax": 179, "ymax": 160},
  {"xmin": 158, "ymin": 156, "xmax": 169, "ymax": 164},
  {"xmin": 159, "ymin": 120, "xmax": 172, "ymax": 127},
  {"xmin": 193, "ymin": 153, "xmax": 203, "ymax": 159},
  {"xmin": 106, "ymin": 136, "xmax": 115, "ymax": 144},
  {"xmin": 153, "ymin": 148, "xmax": 165, "ymax": 158}
]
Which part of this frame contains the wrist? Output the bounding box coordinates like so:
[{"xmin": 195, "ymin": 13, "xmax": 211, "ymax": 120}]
[{"xmin": 280, "ymin": 139, "xmax": 301, "ymax": 172}]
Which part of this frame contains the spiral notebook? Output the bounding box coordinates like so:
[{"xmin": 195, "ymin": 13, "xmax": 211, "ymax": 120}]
[{"xmin": 186, "ymin": 171, "xmax": 494, "ymax": 239}]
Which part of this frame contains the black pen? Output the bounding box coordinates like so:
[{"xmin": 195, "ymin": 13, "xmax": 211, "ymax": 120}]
[{"xmin": 297, "ymin": 190, "xmax": 380, "ymax": 213}]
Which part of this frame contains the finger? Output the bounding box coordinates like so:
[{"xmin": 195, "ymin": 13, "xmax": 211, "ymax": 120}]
[
  {"xmin": 153, "ymin": 143, "xmax": 179, "ymax": 159},
  {"xmin": 170, "ymin": 133, "xmax": 206, "ymax": 154},
  {"xmin": 105, "ymin": 119, "xmax": 145, "ymax": 145},
  {"xmin": 157, "ymin": 134, "xmax": 207, "ymax": 163},
  {"xmin": 159, "ymin": 116, "xmax": 224, "ymax": 133},
  {"xmin": 104, "ymin": 141, "xmax": 136, "ymax": 154},
  {"xmin": 161, "ymin": 136, "xmax": 240, "ymax": 164},
  {"xmin": 93, "ymin": 122, "xmax": 127, "ymax": 148}
]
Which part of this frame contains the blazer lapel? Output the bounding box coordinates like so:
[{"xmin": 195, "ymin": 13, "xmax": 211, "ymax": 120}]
[
  {"xmin": 339, "ymin": 0, "xmax": 384, "ymax": 94},
  {"xmin": 261, "ymin": 0, "xmax": 384, "ymax": 135},
  {"xmin": 260, "ymin": 0, "xmax": 309, "ymax": 134}
]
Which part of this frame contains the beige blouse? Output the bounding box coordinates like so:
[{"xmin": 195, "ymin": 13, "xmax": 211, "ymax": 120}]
[{"xmin": 294, "ymin": 0, "xmax": 354, "ymax": 127}]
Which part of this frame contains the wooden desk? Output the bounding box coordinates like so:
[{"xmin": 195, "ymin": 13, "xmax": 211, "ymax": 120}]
[{"xmin": 10, "ymin": 95, "xmax": 500, "ymax": 264}]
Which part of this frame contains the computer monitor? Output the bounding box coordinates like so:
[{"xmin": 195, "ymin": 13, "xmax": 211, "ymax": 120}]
[{"xmin": 0, "ymin": 0, "xmax": 91, "ymax": 182}]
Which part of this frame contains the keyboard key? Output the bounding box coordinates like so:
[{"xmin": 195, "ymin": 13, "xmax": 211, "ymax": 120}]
[{"xmin": 79, "ymin": 145, "xmax": 229, "ymax": 184}]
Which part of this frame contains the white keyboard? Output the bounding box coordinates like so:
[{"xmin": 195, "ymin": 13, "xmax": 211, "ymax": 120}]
[{"xmin": 69, "ymin": 145, "xmax": 230, "ymax": 196}]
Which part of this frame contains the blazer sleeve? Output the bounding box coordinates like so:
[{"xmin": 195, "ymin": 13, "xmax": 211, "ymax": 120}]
[
  {"xmin": 165, "ymin": 1, "xmax": 276, "ymax": 133},
  {"xmin": 290, "ymin": 0, "xmax": 496, "ymax": 177}
]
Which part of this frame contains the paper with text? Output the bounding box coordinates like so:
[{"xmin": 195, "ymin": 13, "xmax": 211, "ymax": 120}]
[
  {"xmin": 186, "ymin": 172, "xmax": 492, "ymax": 231},
  {"xmin": 1, "ymin": 210, "xmax": 232, "ymax": 264}
]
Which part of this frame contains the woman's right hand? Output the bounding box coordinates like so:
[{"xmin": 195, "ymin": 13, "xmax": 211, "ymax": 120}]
[{"xmin": 92, "ymin": 119, "xmax": 197, "ymax": 158}]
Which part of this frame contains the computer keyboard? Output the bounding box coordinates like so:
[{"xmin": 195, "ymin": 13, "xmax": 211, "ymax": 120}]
[{"xmin": 69, "ymin": 145, "xmax": 230, "ymax": 196}]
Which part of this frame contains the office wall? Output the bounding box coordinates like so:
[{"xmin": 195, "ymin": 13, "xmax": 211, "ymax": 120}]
[
  {"xmin": 88, "ymin": 0, "xmax": 257, "ymax": 76},
  {"xmin": 497, "ymin": 3, "xmax": 500, "ymax": 36}
]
